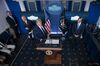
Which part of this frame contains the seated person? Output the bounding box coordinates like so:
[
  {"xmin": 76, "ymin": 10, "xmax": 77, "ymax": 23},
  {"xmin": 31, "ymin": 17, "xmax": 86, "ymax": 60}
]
[
  {"xmin": 72, "ymin": 17, "xmax": 86, "ymax": 39},
  {"xmin": 21, "ymin": 16, "xmax": 35, "ymax": 38},
  {"xmin": 59, "ymin": 17, "xmax": 68, "ymax": 35},
  {"xmin": 33, "ymin": 18, "xmax": 47, "ymax": 42}
]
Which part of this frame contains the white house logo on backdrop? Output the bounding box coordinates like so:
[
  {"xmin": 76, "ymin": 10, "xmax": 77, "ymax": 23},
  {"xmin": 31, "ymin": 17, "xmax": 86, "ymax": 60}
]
[
  {"xmin": 47, "ymin": 4, "xmax": 62, "ymax": 15},
  {"xmin": 48, "ymin": 5, "xmax": 61, "ymax": 11}
]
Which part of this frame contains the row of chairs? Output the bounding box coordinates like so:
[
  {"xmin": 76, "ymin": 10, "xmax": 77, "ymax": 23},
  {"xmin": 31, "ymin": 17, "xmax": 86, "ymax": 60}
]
[{"xmin": 0, "ymin": 29, "xmax": 16, "ymax": 65}]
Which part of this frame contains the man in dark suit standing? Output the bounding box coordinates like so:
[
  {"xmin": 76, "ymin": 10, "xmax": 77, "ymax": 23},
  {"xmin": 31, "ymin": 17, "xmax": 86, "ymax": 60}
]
[
  {"xmin": 72, "ymin": 17, "xmax": 86, "ymax": 39},
  {"xmin": 21, "ymin": 16, "xmax": 35, "ymax": 38},
  {"xmin": 33, "ymin": 19, "xmax": 47, "ymax": 42},
  {"xmin": 71, "ymin": 17, "xmax": 86, "ymax": 49},
  {"xmin": 6, "ymin": 11, "xmax": 19, "ymax": 39}
]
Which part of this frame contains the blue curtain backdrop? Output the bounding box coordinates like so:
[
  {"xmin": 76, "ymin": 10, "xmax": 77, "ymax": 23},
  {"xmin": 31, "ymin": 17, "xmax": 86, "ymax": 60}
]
[
  {"xmin": 6, "ymin": 0, "xmax": 27, "ymax": 33},
  {"xmin": 88, "ymin": 2, "xmax": 100, "ymax": 24}
]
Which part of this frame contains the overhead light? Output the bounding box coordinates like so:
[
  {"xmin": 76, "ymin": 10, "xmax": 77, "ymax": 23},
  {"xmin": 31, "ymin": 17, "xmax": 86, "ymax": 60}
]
[
  {"xmin": 71, "ymin": 16, "xmax": 79, "ymax": 21},
  {"xmin": 27, "ymin": 15, "xmax": 38, "ymax": 20}
]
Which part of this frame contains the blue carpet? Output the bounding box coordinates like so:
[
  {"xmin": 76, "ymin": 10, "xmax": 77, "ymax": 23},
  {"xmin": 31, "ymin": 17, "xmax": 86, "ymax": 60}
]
[{"xmin": 10, "ymin": 34, "xmax": 100, "ymax": 66}]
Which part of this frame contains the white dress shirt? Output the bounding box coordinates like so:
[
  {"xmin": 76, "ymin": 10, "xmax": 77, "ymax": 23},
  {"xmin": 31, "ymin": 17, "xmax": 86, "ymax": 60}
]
[
  {"xmin": 38, "ymin": 26, "xmax": 45, "ymax": 34},
  {"xmin": 77, "ymin": 22, "xmax": 81, "ymax": 30}
]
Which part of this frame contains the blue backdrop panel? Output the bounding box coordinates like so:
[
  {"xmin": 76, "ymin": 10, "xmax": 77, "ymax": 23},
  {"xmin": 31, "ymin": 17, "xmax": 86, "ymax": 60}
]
[
  {"xmin": 67, "ymin": 1, "xmax": 72, "ymax": 11},
  {"xmin": 88, "ymin": 2, "xmax": 100, "ymax": 24},
  {"xmin": 29, "ymin": 2, "xmax": 36, "ymax": 12},
  {"xmin": 80, "ymin": 1, "xmax": 86, "ymax": 12},
  {"xmin": 73, "ymin": 2, "xmax": 80, "ymax": 12},
  {"xmin": 6, "ymin": 0, "xmax": 27, "ymax": 33},
  {"xmin": 46, "ymin": 3, "xmax": 64, "ymax": 32},
  {"xmin": 36, "ymin": 1, "xmax": 42, "ymax": 12},
  {"xmin": 23, "ymin": 1, "xmax": 29, "ymax": 11},
  {"xmin": 49, "ymin": 14, "xmax": 61, "ymax": 32}
]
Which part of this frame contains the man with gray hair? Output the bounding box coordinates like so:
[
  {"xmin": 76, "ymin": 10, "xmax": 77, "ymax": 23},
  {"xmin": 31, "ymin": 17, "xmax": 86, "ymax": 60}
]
[{"xmin": 33, "ymin": 18, "xmax": 47, "ymax": 42}]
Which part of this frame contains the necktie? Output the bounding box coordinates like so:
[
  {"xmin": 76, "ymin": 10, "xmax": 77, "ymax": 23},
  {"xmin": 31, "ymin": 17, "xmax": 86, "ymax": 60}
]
[{"xmin": 41, "ymin": 27, "xmax": 45, "ymax": 35}]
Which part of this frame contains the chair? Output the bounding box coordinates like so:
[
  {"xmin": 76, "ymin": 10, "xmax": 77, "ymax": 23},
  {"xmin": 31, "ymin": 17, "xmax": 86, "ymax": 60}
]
[
  {"xmin": 0, "ymin": 55, "xmax": 6, "ymax": 64},
  {"xmin": 0, "ymin": 42, "xmax": 15, "ymax": 55}
]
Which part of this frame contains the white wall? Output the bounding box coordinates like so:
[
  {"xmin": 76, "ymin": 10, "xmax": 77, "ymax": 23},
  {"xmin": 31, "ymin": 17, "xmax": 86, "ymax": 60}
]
[
  {"xmin": 84, "ymin": 0, "xmax": 96, "ymax": 11},
  {"xmin": 0, "ymin": 0, "xmax": 9, "ymax": 34}
]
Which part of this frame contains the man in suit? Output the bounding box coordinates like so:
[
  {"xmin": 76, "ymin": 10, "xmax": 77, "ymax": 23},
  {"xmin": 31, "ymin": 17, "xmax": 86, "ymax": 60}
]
[
  {"xmin": 6, "ymin": 11, "xmax": 19, "ymax": 39},
  {"xmin": 33, "ymin": 18, "xmax": 47, "ymax": 42},
  {"xmin": 72, "ymin": 17, "xmax": 86, "ymax": 39},
  {"xmin": 21, "ymin": 16, "xmax": 35, "ymax": 38}
]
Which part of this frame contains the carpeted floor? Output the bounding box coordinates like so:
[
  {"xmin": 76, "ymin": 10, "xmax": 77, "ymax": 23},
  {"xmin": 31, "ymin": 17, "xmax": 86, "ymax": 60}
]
[{"xmin": 9, "ymin": 34, "xmax": 100, "ymax": 66}]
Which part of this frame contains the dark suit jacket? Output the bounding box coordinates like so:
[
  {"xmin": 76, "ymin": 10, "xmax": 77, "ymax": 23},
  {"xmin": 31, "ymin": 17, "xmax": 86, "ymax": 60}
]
[
  {"xmin": 72, "ymin": 22, "xmax": 85, "ymax": 36},
  {"xmin": 23, "ymin": 20, "xmax": 35, "ymax": 32},
  {"xmin": 6, "ymin": 16, "xmax": 18, "ymax": 28},
  {"xmin": 59, "ymin": 25, "xmax": 67, "ymax": 34},
  {"xmin": 33, "ymin": 25, "xmax": 47, "ymax": 41}
]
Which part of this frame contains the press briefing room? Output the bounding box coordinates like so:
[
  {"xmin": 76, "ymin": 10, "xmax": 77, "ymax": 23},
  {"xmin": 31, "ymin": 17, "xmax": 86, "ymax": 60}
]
[{"xmin": 0, "ymin": 0, "xmax": 100, "ymax": 66}]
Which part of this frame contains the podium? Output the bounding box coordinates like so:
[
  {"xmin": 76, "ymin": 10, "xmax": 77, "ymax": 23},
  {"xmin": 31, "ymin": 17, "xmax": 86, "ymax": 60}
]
[
  {"xmin": 44, "ymin": 53, "xmax": 62, "ymax": 64},
  {"xmin": 36, "ymin": 39, "xmax": 62, "ymax": 64}
]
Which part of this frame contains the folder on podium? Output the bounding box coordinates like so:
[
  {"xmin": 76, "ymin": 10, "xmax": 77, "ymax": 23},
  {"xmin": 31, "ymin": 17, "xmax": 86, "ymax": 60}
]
[{"xmin": 45, "ymin": 39, "xmax": 59, "ymax": 44}]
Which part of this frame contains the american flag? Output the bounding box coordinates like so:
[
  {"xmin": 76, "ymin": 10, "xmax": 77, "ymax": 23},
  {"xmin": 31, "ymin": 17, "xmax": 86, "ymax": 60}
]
[
  {"xmin": 44, "ymin": 10, "xmax": 51, "ymax": 33},
  {"xmin": 45, "ymin": 19, "xmax": 51, "ymax": 33}
]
